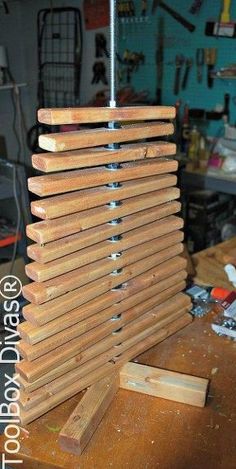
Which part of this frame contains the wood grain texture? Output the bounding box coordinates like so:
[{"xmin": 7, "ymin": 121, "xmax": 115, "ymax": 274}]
[
  {"xmin": 24, "ymin": 232, "xmax": 183, "ymax": 309},
  {"xmin": 39, "ymin": 122, "xmax": 174, "ymax": 152},
  {"xmin": 18, "ymin": 307, "xmax": 183, "ymax": 386},
  {"xmin": 19, "ymin": 298, "xmax": 190, "ymax": 403},
  {"xmin": 17, "ymin": 313, "xmax": 191, "ymax": 424},
  {"xmin": 38, "ymin": 106, "xmax": 176, "ymax": 125},
  {"xmin": 28, "ymin": 159, "xmax": 178, "ymax": 197},
  {"xmin": 17, "ymin": 295, "xmax": 187, "ymax": 393},
  {"xmin": 58, "ymin": 374, "xmax": 120, "ymax": 456},
  {"xmin": 27, "ymin": 202, "xmax": 181, "ymax": 263},
  {"xmin": 25, "ymin": 216, "xmax": 183, "ymax": 283},
  {"xmin": 30, "ymin": 174, "xmax": 177, "ymax": 220},
  {"xmin": 18, "ymin": 282, "xmax": 186, "ymax": 361},
  {"xmin": 4, "ymin": 311, "xmax": 236, "ymax": 469},
  {"xmin": 23, "ymin": 255, "xmax": 186, "ymax": 328},
  {"xmin": 17, "ymin": 294, "xmax": 191, "ymax": 382},
  {"xmin": 19, "ymin": 271, "xmax": 187, "ymax": 345},
  {"xmin": 192, "ymin": 237, "xmax": 236, "ymax": 289},
  {"xmin": 17, "ymin": 284, "xmax": 190, "ymax": 368},
  {"xmin": 120, "ymin": 362, "xmax": 208, "ymax": 407},
  {"xmin": 32, "ymin": 141, "xmax": 176, "ymax": 173},
  {"xmin": 26, "ymin": 188, "xmax": 180, "ymax": 244}
]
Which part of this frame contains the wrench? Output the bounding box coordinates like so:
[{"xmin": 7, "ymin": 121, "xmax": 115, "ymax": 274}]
[
  {"xmin": 174, "ymin": 55, "xmax": 184, "ymax": 95},
  {"xmin": 182, "ymin": 58, "xmax": 193, "ymax": 90},
  {"xmin": 196, "ymin": 48, "xmax": 204, "ymax": 83}
]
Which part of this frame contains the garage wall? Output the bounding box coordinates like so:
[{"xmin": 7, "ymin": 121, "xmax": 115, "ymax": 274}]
[
  {"xmin": 0, "ymin": 0, "xmax": 109, "ymax": 163},
  {"xmin": 120, "ymin": 0, "xmax": 236, "ymax": 135}
]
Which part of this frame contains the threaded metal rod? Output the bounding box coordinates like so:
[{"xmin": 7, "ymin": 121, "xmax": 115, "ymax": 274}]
[{"xmin": 109, "ymin": 0, "xmax": 117, "ymax": 108}]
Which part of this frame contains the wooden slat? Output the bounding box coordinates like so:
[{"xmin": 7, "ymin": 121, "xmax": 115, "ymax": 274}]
[
  {"xmin": 17, "ymin": 313, "xmax": 192, "ymax": 425},
  {"xmin": 24, "ymin": 232, "xmax": 183, "ymax": 305},
  {"xmin": 39, "ymin": 122, "xmax": 174, "ymax": 152},
  {"xmin": 25, "ymin": 216, "xmax": 183, "ymax": 283},
  {"xmin": 19, "ymin": 270, "xmax": 187, "ymax": 345},
  {"xmin": 18, "ymin": 287, "xmax": 187, "ymax": 368},
  {"xmin": 18, "ymin": 298, "xmax": 188, "ymax": 393},
  {"xmin": 32, "ymin": 141, "xmax": 176, "ymax": 173},
  {"xmin": 28, "ymin": 159, "xmax": 178, "ymax": 197},
  {"xmin": 19, "ymin": 269, "xmax": 187, "ymax": 347},
  {"xmin": 23, "ymin": 252, "xmax": 186, "ymax": 327},
  {"xmin": 120, "ymin": 363, "xmax": 209, "ymax": 408},
  {"xmin": 26, "ymin": 188, "xmax": 180, "ymax": 244},
  {"xmin": 30, "ymin": 174, "xmax": 177, "ymax": 220},
  {"xmin": 27, "ymin": 202, "xmax": 181, "ymax": 264},
  {"xmin": 58, "ymin": 374, "xmax": 120, "ymax": 456},
  {"xmin": 18, "ymin": 283, "xmax": 186, "ymax": 362},
  {"xmin": 19, "ymin": 297, "xmax": 190, "ymax": 409},
  {"xmin": 17, "ymin": 293, "xmax": 191, "ymax": 382},
  {"xmin": 38, "ymin": 106, "xmax": 176, "ymax": 125}
]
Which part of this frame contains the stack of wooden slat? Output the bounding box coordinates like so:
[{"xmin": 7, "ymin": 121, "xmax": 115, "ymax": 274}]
[{"xmin": 16, "ymin": 106, "xmax": 192, "ymax": 426}]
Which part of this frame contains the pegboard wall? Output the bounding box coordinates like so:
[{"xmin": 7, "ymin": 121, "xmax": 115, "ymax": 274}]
[{"xmin": 118, "ymin": 0, "xmax": 236, "ymax": 135}]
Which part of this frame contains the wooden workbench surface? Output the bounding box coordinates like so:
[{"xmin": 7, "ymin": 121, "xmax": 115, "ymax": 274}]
[
  {"xmin": 1, "ymin": 314, "xmax": 236, "ymax": 469},
  {"xmin": 193, "ymin": 237, "xmax": 236, "ymax": 288},
  {"xmin": 1, "ymin": 239, "xmax": 236, "ymax": 469}
]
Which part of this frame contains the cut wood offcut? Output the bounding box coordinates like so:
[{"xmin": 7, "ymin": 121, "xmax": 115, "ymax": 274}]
[{"xmin": 14, "ymin": 104, "xmax": 209, "ymax": 457}]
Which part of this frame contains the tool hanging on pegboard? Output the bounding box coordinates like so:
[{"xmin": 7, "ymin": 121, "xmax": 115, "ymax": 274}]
[
  {"xmin": 95, "ymin": 33, "xmax": 109, "ymax": 58},
  {"xmin": 118, "ymin": 49, "xmax": 145, "ymax": 84},
  {"xmin": 152, "ymin": 0, "xmax": 195, "ymax": 32},
  {"xmin": 189, "ymin": 0, "xmax": 204, "ymax": 15},
  {"xmin": 91, "ymin": 62, "xmax": 108, "ymax": 85},
  {"xmin": 196, "ymin": 48, "xmax": 204, "ymax": 83}
]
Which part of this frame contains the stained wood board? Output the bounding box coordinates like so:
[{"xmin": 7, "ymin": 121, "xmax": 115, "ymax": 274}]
[
  {"xmin": 58, "ymin": 374, "xmax": 120, "ymax": 456},
  {"xmin": 19, "ymin": 271, "xmax": 187, "ymax": 345},
  {"xmin": 17, "ymin": 313, "xmax": 192, "ymax": 424},
  {"xmin": 28, "ymin": 159, "xmax": 178, "ymax": 197},
  {"xmin": 2, "ymin": 311, "xmax": 236, "ymax": 469},
  {"xmin": 25, "ymin": 216, "xmax": 183, "ymax": 282},
  {"xmin": 38, "ymin": 106, "xmax": 176, "ymax": 125},
  {"xmin": 27, "ymin": 202, "xmax": 181, "ymax": 262},
  {"xmin": 30, "ymin": 174, "xmax": 177, "ymax": 219},
  {"xmin": 26, "ymin": 188, "xmax": 180, "ymax": 244},
  {"xmin": 39, "ymin": 122, "xmax": 174, "ymax": 152},
  {"xmin": 32, "ymin": 141, "xmax": 176, "ymax": 173}
]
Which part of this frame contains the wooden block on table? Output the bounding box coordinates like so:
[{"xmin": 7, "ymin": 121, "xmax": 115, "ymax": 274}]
[
  {"xmin": 38, "ymin": 106, "xmax": 176, "ymax": 125},
  {"xmin": 120, "ymin": 362, "xmax": 209, "ymax": 408},
  {"xmin": 38, "ymin": 122, "xmax": 174, "ymax": 152},
  {"xmin": 58, "ymin": 374, "xmax": 120, "ymax": 456}
]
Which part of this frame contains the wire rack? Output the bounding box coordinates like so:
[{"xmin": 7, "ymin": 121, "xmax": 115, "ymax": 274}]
[{"xmin": 37, "ymin": 7, "xmax": 82, "ymax": 108}]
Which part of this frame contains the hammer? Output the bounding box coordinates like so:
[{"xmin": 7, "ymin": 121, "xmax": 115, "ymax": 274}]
[{"xmin": 152, "ymin": 0, "xmax": 195, "ymax": 32}]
